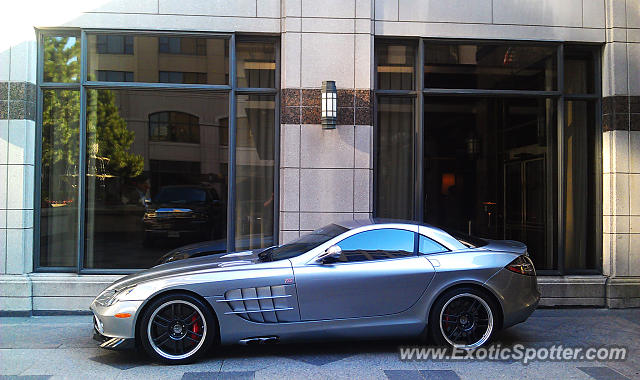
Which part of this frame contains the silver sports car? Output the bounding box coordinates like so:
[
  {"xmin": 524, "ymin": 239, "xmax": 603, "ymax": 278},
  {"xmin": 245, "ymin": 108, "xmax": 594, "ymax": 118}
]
[{"xmin": 91, "ymin": 219, "xmax": 540, "ymax": 364}]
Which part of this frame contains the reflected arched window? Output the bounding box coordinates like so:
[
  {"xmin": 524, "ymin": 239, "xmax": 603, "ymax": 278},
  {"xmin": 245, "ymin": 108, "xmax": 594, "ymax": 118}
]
[{"xmin": 149, "ymin": 111, "xmax": 200, "ymax": 143}]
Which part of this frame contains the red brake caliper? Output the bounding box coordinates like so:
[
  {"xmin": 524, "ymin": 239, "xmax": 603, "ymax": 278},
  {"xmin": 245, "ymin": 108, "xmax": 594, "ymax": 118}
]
[{"xmin": 190, "ymin": 315, "xmax": 200, "ymax": 343}]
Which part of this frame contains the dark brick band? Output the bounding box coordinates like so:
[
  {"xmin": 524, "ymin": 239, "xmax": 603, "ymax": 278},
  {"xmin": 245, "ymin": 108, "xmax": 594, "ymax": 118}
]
[
  {"xmin": 602, "ymin": 95, "xmax": 640, "ymax": 132},
  {"xmin": 281, "ymin": 88, "xmax": 372, "ymax": 125},
  {"xmin": 0, "ymin": 81, "xmax": 36, "ymax": 121}
]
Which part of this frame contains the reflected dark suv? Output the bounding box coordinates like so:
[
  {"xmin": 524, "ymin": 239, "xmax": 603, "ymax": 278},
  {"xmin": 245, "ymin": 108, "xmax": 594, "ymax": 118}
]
[{"xmin": 143, "ymin": 185, "xmax": 224, "ymax": 246}]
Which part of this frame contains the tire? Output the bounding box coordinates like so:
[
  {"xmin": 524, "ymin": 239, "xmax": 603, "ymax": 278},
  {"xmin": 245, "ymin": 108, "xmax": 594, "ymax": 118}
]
[
  {"xmin": 142, "ymin": 233, "xmax": 154, "ymax": 248},
  {"xmin": 429, "ymin": 287, "xmax": 498, "ymax": 350},
  {"xmin": 139, "ymin": 293, "xmax": 216, "ymax": 364}
]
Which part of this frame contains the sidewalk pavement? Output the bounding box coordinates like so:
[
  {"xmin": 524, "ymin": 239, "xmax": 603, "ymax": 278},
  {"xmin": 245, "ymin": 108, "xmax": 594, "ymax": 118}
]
[{"xmin": 0, "ymin": 308, "xmax": 639, "ymax": 380}]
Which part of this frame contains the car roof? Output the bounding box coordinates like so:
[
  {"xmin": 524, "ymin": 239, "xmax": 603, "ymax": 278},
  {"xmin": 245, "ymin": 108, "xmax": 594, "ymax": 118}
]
[{"xmin": 335, "ymin": 217, "xmax": 441, "ymax": 231}]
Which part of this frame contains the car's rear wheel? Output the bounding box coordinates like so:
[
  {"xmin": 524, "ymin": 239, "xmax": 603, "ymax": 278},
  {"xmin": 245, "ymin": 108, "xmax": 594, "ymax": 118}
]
[
  {"xmin": 429, "ymin": 287, "xmax": 497, "ymax": 349},
  {"xmin": 139, "ymin": 293, "xmax": 215, "ymax": 364}
]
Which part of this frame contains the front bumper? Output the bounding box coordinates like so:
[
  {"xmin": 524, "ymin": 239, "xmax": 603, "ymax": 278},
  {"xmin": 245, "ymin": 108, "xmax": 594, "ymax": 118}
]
[
  {"xmin": 90, "ymin": 299, "xmax": 144, "ymax": 340},
  {"xmin": 93, "ymin": 318, "xmax": 136, "ymax": 350}
]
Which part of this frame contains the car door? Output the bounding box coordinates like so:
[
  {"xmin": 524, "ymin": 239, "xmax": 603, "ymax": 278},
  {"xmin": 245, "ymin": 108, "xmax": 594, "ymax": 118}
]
[{"xmin": 293, "ymin": 228, "xmax": 436, "ymax": 321}]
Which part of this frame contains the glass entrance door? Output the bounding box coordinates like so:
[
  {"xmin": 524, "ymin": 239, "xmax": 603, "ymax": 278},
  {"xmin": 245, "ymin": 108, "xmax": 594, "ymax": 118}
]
[{"xmin": 423, "ymin": 96, "xmax": 557, "ymax": 269}]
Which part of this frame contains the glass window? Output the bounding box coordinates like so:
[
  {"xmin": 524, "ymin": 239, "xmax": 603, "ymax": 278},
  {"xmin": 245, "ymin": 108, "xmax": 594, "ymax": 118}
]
[
  {"xmin": 265, "ymin": 224, "xmax": 349, "ymax": 262},
  {"xmin": 419, "ymin": 235, "xmax": 447, "ymax": 254},
  {"xmin": 376, "ymin": 42, "xmax": 416, "ymax": 90},
  {"xmin": 149, "ymin": 111, "xmax": 200, "ymax": 143},
  {"xmin": 235, "ymin": 94, "xmax": 276, "ymax": 251},
  {"xmin": 43, "ymin": 35, "xmax": 80, "ymax": 83},
  {"xmin": 84, "ymin": 89, "xmax": 229, "ymax": 269},
  {"xmin": 564, "ymin": 45, "xmax": 596, "ymax": 94},
  {"xmin": 564, "ymin": 100, "xmax": 598, "ymax": 270},
  {"xmin": 97, "ymin": 70, "xmax": 134, "ymax": 82},
  {"xmin": 158, "ymin": 71, "xmax": 207, "ymax": 84},
  {"xmin": 87, "ymin": 34, "xmax": 228, "ymax": 85},
  {"xmin": 236, "ymin": 41, "xmax": 276, "ymax": 88},
  {"xmin": 422, "ymin": 96, "xmax": 557, "ymax": 270},
  {"xmin": 96, "ymin": 35, "xmax": 134, "ymax": 54},
  {"xmin": 423, "ymin": 43, "xmax": 557, "ymax": 91},
  {"xmin": 159, "ymin": 37, "xmax": 207, "ymax": 55},
  {"xmin": 376, "ymin": 96, "xmax": 414, "ymax": 220},
  {"xmin": 39, "ymin": 89, "xmax": 80, "ymax": 267},
  {"xmin": 336, "ymin": 229, "xmax": 415, "ymax": 262}
]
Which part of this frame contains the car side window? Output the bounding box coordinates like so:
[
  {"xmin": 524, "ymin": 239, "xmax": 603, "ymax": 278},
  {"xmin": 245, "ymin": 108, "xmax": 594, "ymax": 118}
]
[
  {"xmin": 418, "ymin": 235, "xmax": 448, "ymax": 255},
  {"xmin": 335, "ymin": 229, "xmax": 415, "ymax": 263}
]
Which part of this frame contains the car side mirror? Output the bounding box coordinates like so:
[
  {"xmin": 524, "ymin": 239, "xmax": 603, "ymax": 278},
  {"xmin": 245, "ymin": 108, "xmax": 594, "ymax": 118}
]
[{"xmin": 317, "ymin": 245, "xmax": 342, "ymax": 264}]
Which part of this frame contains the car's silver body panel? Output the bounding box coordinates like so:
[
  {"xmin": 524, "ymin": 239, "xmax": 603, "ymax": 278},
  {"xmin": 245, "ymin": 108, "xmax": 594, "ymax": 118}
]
[{"xmin": 91, "ymin": 220, "xmax": 540, "ymax": 345}]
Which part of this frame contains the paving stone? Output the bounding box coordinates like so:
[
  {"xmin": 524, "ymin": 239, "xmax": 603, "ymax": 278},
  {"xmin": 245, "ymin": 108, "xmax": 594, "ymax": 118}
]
[
  {"xmin": 384, "ymin": 370, "xmax": 424, "ymax": 380},
  {"xmin": 418, "ymin": 370, "xmax": 460, "ymax": 380},
  {"xmin": 182, "ymin": 371, "xmax": 255, "ymax": 380},
  {"xmin": 577, "ymin": 366, "xmax": 631, "ymax": 380},
  {"xmin": 89, "ymin": 351, "xmax": 149, "ymax": 370}
]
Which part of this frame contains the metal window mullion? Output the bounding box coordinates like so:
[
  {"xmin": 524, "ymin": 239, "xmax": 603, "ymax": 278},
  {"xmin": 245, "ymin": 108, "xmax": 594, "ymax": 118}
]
[
  {"xmin": 83, "ymin": 81, "xmax": 232, "ymax": 91},
  {"xmin": 273, "ymin": 38, "xmax": 281, "ymax": 245},
  {"xmin": 77, "ymin": 30, "xmax": 88, "ymax": 272},
  {"xmin": 594, "ymin": 44, "xmax": 603, "ymax": 273},
  {"xmin": 556, "ymin": 44, "xmax": 565, "ymax": 274},
  {"xmin": 33, "ymin": 32, "xmax": 44, "ymax": 272},
  {"xmin": 236, "ymin": 87, "xmax": 278, "ymax": 94},
  {"xmin": 39, "ymin": 83, "xmax": 81, "ymax": 89},
  {"xmin": 415, "ymin": 39, "xmax": 424, "ymax": 222},
  {"xmin": 422, "ymin": 88, "xmax": 561, "ymax": 97},
  {"xmin": 227, "ymin": 33, "xmax": 237, "ymax": 253}
]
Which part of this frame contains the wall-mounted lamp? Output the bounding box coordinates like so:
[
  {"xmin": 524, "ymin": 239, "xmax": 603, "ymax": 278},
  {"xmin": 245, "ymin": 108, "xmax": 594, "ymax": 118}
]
[{"xmin": 321, "ymin": 80, "xmax": 337, "ymax": 129}]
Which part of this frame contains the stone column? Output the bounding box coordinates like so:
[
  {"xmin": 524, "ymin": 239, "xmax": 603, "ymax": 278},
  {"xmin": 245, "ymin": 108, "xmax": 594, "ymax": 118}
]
[
  {"xmin": 602, "ymin": 0, "xmax": 640, "ymax": 307},
  {"xmin": 0, "ymin": 31, "xmax": 37, "ymax": 314},
  {"xmin": 279, "ymin": 0, "xmax": 375, "ymax": 242}
]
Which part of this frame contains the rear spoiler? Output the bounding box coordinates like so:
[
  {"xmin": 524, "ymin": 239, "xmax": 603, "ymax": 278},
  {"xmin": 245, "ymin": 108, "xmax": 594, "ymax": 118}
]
[{"xmin": 481, "ymin": 239, "xmax": 528, "ymax": 255}]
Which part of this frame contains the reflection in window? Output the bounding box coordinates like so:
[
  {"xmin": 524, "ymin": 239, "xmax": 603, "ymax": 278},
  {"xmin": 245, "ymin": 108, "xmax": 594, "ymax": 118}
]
[
  {"xmin": 423, "ymin": 43, "xmax": 557, "ymax": 91},
  {"xmin": 336, "ymin": 229, "xmax": 415, "ymax": 262},
  {"xmin": 149, "ymin": 111, "xmax": 200, "ymax": 143},
  {"xmin": 564, "ymin": 100, "xmax": 597, "ymax": 270},
  {"xmin": 97, "ymin": 70, "xmax": 134, "ymax": 82},
  {"xmin": 158, "ymin": 71, "xmax": 207, "ymax": 84},
  {"xmin": 87, "ymin": 34, "xmax": 229, "ymax": 85},
  {"xmin": 236, "ymin": 41, "xmax": 276, "ymax": 88},
  {"xmin": 159, "ymin": 37, "xmax": 207, "ymax": 55},
  {"xmin": 43, "ymin": 35, "xmax": 80, "ymax": 83},
  {"xmin": 376, "ymin": 42, "xmax": 415, "ymax": 90},
  {"xmin": 84, "ymin": 89, "xmax": 229, "ymax": 269},
  {"xmin": 235, "ymin": 94, "xmax": 275, "ymax": 250},
  {"xmin": 96, "ymin": 35, "xmax": 134, "ymax": 54},
  {"xmin": 376, "ymin": 97, "xmax": 414, "ymax": 220},
  {"xmin": 40, "ymin": 89, "xmax": 80, "ymax": 267},
  {"xmin": 421, "ymin": 96, "xmax": 557, "ymax": 270},
  {"xmin": 419, "ymin": 235, "xmax": 447, "ymax": 254},
  {"xmin": 564, "ymin": 45, "xmax": 596, "ymax": 94}
]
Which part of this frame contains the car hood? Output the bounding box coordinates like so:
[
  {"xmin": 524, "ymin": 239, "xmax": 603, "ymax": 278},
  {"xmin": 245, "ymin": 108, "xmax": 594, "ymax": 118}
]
[{"xmin": 110, "ymin": 247, "xmax": 272, "ymax": 291}]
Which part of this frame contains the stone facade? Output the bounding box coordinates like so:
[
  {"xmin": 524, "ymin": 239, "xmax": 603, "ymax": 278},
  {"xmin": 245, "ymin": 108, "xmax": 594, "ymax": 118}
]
[{"xmin": 0, "ymin": 0, "xmax": 639, "ymax": 313}]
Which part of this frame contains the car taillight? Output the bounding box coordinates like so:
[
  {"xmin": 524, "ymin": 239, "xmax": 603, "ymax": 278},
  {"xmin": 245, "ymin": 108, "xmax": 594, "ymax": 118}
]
[{"xmin": 506, "ymin": 255, "xmax": 536, "ymax": 276}]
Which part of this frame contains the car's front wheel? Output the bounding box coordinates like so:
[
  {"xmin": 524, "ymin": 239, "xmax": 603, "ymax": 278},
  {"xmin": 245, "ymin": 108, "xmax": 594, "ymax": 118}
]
[
  {"xmin": 139, "ymin": 293, "xmax": 216, "ymax": 364},
  {"xmin": 429, "ymin": 287, "xmax": 497, "ymax": 350}
]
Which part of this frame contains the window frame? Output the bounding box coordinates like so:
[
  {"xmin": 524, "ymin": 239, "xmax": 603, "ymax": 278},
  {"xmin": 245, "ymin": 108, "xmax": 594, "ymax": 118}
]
[
  {"xmin": 34, "ymin": 29, "xmax": 280, "ymax": 274},
  {"xmin": 373, "ymin": 38, "xmax": 602, "ymax": 276}
]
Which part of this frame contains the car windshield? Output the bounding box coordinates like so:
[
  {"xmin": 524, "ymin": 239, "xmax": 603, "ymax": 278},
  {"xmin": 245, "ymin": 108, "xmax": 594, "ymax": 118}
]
[
  {"xmin": 154, "ymin": 187, "xmax": 207, "ymax": 204},
  {"xmin": 440, "ymin": 227, "xmax": 488, "ymax": 248},
  {"xmin": 261, "ymin": 224, "xmax": 349, "ymax": 262}
]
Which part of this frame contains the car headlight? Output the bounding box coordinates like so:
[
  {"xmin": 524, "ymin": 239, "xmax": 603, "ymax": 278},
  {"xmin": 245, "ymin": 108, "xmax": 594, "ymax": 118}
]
[{"xmin": 95, "ymin": 286, "xmax": 136, "ymax": 307}]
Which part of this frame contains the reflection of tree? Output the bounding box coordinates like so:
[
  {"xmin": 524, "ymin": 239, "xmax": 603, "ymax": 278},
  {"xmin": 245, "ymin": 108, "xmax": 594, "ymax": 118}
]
[
  {"xmin": 42, "ymin": 90, "xmax": 80, "ymax": 205},
  {"xmin": 44, "ymin": 36, "xmax": 80, "ymax": 82},
  {"xmin": 41, "ymin": 36, "xmax": 82, "ymax": 205},
  {"xmin": 87, "ymin": 89, "xmax": 144, "ymax": 180}
]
